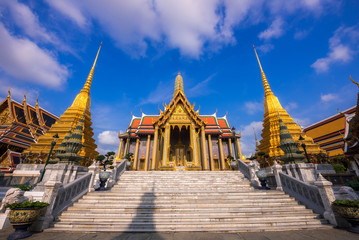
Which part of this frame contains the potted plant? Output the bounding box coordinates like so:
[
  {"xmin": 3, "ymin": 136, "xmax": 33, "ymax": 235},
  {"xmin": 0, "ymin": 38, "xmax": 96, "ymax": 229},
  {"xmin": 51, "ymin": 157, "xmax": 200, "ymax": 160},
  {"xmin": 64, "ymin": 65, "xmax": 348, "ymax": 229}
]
[
  {"xmin": 96, "ymin": 152, "xmax": 115, "ymax": 191},
  {"xmin": 332, "ymin": 200, "xmax": 359, "ymax": 233},
  {"xmin": 6, "ymin": 201, "xmax": 49, "ymax": 240}
]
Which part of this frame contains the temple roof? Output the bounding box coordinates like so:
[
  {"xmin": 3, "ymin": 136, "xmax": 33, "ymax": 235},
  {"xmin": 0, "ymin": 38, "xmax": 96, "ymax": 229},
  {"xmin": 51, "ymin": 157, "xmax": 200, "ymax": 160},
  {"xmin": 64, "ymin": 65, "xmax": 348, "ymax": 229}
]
[{"xmin": 0, "ymin": 91, "xmax": 58, "ymax": 150}]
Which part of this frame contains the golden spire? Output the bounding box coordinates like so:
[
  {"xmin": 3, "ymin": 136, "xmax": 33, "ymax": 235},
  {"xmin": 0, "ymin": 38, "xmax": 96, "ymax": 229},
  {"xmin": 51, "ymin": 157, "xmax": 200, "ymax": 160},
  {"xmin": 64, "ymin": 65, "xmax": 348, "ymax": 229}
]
[
  {"xmin": 253, "ymin": 45, "xmax": 273, "ymax": 96},
  {"xmin": 82, "ymin": 42, "xmax": 102, "ymax": 94},
  {"xmin": 174, "ymin": 71, "xmax": 184, "ymax": 96}
]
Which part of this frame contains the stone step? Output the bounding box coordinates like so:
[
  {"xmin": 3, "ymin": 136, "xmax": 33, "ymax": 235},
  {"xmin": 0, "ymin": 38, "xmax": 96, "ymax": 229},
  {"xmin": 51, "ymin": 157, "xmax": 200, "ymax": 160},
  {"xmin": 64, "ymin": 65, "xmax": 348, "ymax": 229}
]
[
  {"xmin": 66, "ymin": 206, "xmax": 309, "ymax": 214},
  {"xmin": 76, "ymin": 198, "xmax": 297, "ymax": 204},
  {"xmin": 58, "ymin": 214, "xmax": 321, "ymax": 223},
  {"xmin": 48, "ymin": 224, "xmax": 331, "ymax": 233},
  {"xmin": 60, "ymin": 210, "xmax": 316, "ymax": 218}
]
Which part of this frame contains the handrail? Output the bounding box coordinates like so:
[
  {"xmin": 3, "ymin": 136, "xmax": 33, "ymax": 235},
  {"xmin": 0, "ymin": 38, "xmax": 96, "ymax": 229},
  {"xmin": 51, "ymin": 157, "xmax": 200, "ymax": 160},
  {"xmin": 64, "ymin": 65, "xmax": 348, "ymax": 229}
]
[
  {"xmin": 52, "ymin": 172, "xmax": 92, "ymax": 216},
  {"xmin": 236, "ymin": 159, "xmax": 250, "ymax": 179},
  {"xmin": 115, "ymin": 158, "xmax": 127, "ymax": 181},
  {"xmin": 279, "ymin": 171, "xmax": 325, "ymax": 214}
]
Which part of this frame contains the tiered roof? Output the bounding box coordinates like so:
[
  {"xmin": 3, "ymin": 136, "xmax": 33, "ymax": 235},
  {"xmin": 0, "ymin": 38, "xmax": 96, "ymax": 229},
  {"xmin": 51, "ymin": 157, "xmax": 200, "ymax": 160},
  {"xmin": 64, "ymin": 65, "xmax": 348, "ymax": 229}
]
[
  {"xmin": 120, "ymin": 72, "xmax": 237, "ymax": 139},
  {"xmin": 0, "ymin": 92, "xmax": 58, "ymax": 151}
]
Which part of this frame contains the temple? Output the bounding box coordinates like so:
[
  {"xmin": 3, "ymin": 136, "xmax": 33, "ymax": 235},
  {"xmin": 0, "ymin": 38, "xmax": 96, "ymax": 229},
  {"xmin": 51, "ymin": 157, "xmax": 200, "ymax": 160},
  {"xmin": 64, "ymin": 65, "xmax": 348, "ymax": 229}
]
[
  {"xmin": 118, "ymin": 73, "xmax": 242, "ymax": 171},
  {"xmin": 0, "ymin": 91, "xmax": 58, "ymax": 171},
  {"xmin": 253, "ymin": 46, "xmax": 323, "ymax": 157},
  {"xmin": 23, "ymin": 44, "xmax": 102, "ymax": 165}
]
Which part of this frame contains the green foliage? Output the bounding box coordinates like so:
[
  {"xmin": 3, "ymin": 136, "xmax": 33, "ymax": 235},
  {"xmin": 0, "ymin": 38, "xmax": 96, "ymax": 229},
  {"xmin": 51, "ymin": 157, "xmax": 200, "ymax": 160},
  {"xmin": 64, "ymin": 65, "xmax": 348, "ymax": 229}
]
[
  {"xmin": 96, "ymin": 155, "xmax": 105, "ymax": 161},
  {"xmin": 345, "ymin": 181, "xmax": 359, "ymax": 191},
  {"xmin": 332, "ymin": 200, "xmax": 359, "ymax": 208},
  {"xmin": 124, "ymin": 152, "xmax": 134, "ymax": 159},
  {"xmin": 6, "ymin": 201, "xmax": 49, "ymax": 210},
  {"xmin": 14, "ymin": 184, "xmax": 34, "ymax": 191},
  {"xmin": 97, "ymin": 151, "xmax": 116, "ymax": 171},
  {"xmin": 332, "ymin": 164, "xmax": 346, "ymax": 173}
]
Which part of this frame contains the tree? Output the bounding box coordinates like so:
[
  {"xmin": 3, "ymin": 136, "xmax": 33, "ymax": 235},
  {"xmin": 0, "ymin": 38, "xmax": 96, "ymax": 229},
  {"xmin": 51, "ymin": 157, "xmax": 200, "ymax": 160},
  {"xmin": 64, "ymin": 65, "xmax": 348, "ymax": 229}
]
[{"xmin": 96, "ymin": 151, "xmax": 115, "ymax": 171}]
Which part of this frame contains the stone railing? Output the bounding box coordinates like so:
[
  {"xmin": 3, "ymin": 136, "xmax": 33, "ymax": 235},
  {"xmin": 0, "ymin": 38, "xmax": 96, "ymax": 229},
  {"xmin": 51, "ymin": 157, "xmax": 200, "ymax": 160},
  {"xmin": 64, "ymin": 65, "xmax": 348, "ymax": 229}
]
[
  {"xmin": 106, "ymin": 159, "xmax": 127, "ymax": 188},
  {"xmin": 279, "ymin": 172, "xmax": 324, "ymax": 214},
  {"xmin": 278, "ymin": 171, "xmax": 337, "ymax": 225},
  {"xmin": 52, "ymin": 172, "xmax": 92, "ymax": 217},
  {"xmin": 236, "ymin": 159, "xmax": 250, "ymax": 179},
  {"xmin": 115, "ymin": 158, "xmax": 127, "ymax": 181}
]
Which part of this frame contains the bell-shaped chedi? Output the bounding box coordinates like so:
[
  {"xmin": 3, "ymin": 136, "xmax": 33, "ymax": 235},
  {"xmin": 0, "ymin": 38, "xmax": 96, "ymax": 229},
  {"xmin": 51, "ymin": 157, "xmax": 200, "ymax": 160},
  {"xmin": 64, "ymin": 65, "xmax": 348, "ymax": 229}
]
[
  {"xmin": 253, "ymin": 46, "xmax": 323, "ymax": 157},
  {"xmin": 24, "ymin": 44, "xmax": 102, "ymax": 164}
]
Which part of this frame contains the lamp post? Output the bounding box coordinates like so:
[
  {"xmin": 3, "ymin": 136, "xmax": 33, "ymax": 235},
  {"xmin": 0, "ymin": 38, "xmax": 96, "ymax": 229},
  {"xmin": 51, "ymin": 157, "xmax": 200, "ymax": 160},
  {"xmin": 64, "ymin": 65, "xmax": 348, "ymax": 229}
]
[
  {"xmin": 38, "ymin": 133, "xmax": 59, "ymax": 183},
  {"xmin": 299, "ymin": 135, "xmax": 310, "ymax": 163}
]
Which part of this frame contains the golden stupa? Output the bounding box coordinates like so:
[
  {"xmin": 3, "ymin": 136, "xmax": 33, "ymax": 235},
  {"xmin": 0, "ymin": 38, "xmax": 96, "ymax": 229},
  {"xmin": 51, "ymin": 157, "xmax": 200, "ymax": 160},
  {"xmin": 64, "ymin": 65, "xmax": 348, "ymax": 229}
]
[
  {"xmin": 253, "ymin": 46, "xmax": 323, "ymax": 157},
  {"xmin": 24, "ymin": 44, "xmax": 102, "ymax": 162}
]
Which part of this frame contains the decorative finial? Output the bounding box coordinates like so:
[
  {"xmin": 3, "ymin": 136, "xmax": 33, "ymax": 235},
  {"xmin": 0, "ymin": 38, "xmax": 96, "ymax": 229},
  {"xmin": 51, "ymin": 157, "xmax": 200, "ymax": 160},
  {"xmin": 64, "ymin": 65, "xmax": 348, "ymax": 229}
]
[
  {"xmin": 350, "ymin": 76, "xmax": 359, "ymax": 89},
  {"xmin": 174, "ymin": 70, "xmax": 184, "ymax": 96},
  {"xmin": 23, "ymin": 91, "xmax": 27, "ymax": 100},
  {"xmin": 7, "ymin": 87, "xmax": 11, "ymax": 97},
  {"xmin": 82, "ymin": 42, "xmax": 102, "ymax": 94},
  {"xmin": 253, "ymin": 44, "xmax": 273, "ymax": 96}
]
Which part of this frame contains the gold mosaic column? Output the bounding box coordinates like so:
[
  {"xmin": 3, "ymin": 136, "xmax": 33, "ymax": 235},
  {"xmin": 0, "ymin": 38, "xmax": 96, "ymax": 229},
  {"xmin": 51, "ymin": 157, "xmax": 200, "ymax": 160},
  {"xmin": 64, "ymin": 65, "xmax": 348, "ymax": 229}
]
[
  {"xmin": 208, "ymin": 134, "xmax": 214, "ymax": 170},
  {"xmin": 201, "ymin": 126, "xmax": 208, "ymax": 170},
  {"xmin": 162, "ymin": 124, "xmax": 170, "ymax": 167},
  {"xmin": 219, "ymin": 138, "xmax": 225, "ymax": 170},
  {"xmin": 124, "ymin": 137, "xmax": 130, "ymax": 156},
  {"xmin": 117, "ymin": 138, "xmax": 123, "ymax": 159},
  {"xmin": 236, "ymin": 138, "xmax": 242, "ymax": 159},
  {"xmin": 133, "ymin": 138, "xmax": 140, "ymax": 170},
  {"xmin": 151, "ymin": 125, "xmax": 159, "ymax": 170},
  {"xmin": 144, "ymin": 135, "xmax": 151, "ymax": 171},
  {"xmin": 191, "ymin": 123, "xmax": 198, "ymax": 167},
  {"xmin": 228, "ymin": 138, "xmax": 233, "ymax": 157}
]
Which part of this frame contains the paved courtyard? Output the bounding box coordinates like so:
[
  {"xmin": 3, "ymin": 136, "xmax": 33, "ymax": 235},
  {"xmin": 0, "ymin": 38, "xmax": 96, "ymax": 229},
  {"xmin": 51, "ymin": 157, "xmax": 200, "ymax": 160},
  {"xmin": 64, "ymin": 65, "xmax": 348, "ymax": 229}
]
[{"xmin": 1, "ymin": 227, "xmax": 358, "ymax": 240}]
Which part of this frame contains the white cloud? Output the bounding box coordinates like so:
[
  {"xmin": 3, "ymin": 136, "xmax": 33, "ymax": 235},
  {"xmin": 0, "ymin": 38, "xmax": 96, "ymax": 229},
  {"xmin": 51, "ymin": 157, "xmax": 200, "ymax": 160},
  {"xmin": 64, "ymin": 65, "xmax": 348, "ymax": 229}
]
[
  {"xmin": 98, "ymin": 130, "xmax": 119, "ymax": 146},
  {"xmin": 244, "ymin": 101, "xmax": 262, "ymax": 115},
  {"xmin": 187, "ymin": 74, "xmax": 215, "ymax": 97},
  {"xmin": 139, "ymin": 81, "xmax": 173, "ymax": 106},
  {"xmin": 259, "ymin": 18, "xmax": 284, "ymax": 40},
  {"xmin": 0, "ymin": 23, "xmax": 69, "ymax": 88},
  {"xmin": 0, "ymin": 81, "xmax": 39, "ymax": 105},
  {"xmin": 257, "ymin": 44, "xmax": 274, "ymax": 53},
  {"xmin": 239, "ymin": 121, "xmax": 263, "ymax": 157},
  {"xmin": 311, "ymin": 25, "xmax": 359, "ymax": 73},
  {"xmin": 320, "ymin": 93, "xmax": 338, "ymax": 103},
  {"xmin": 45, "ymin": 0, "xmax": 336, "ymax": 58},
  {"xmin": 285, "ymin": 102, "xmax": 298, "ymax": 111}
]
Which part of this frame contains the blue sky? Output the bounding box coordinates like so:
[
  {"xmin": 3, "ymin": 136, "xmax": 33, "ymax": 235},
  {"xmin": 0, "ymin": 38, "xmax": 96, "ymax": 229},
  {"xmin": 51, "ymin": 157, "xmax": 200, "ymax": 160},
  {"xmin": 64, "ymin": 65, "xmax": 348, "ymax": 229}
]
[{"xmin": 0, "ymin": 0, "xmax": 358, "ymax": 156}]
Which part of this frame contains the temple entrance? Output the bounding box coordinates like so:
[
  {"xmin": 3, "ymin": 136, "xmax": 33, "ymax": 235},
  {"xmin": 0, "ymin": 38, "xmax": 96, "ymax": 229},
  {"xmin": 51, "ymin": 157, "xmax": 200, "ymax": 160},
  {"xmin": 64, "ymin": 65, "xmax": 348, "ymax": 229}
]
[{"xmin": 169, "ymin": 126, "xmax": 192, "ymax": 167}]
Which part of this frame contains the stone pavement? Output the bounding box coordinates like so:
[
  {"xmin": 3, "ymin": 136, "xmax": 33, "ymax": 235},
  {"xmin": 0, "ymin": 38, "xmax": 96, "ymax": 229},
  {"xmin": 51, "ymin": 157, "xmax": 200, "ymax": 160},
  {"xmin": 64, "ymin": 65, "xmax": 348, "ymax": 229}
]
[{"xmin": 1, "ymin": 227, "xmax": 358, "ymax": 240}]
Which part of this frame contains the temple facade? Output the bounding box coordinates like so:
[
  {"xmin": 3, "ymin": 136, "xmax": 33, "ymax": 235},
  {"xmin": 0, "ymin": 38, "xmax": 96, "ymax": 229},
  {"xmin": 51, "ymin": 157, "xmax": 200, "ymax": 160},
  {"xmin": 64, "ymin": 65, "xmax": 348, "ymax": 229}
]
[
  {"xmin": 118, "ymin": 73, "xmax": 242, "ymax": 171},
  {"xmin": 253, "ymin": 46, "xmax": 324, "ymax": 157}
]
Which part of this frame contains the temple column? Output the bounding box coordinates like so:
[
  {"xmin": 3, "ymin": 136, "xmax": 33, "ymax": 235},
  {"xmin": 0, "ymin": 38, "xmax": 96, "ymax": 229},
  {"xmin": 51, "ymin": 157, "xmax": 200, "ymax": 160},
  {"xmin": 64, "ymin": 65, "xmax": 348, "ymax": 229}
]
[
  {"xmin": 201, "ymin": 126, "xmax": 208, "ymax": 170},
  {"xmin": 236, "ymin": 138, "xmax": 242, "ymax": 160},
  {"xmin": 208, "ymin": 134, "xmax": 214, "ymax": 170},
  {"xmin": 162, "ymin": 123, "xmax": 170, "ymax": 167},
  {"xmin": 191, "ymin": 123, "xmax": 198, "ymax": 167},
  {"xmin": 133, "ymin": 138, "xmax": 140, "ymax": 170},
  {"xmin": 228, "ymin": 138, "xmax": 233, "ymax": 157},
  {"xmin": 151, "ymin": 125, "xmax": 159, "ymax": 170},
  {"xmin": 124, "ymin": 137, "xmax": 130, "ymax": 156},
  {"xmin": 117, "ymin": 138, "xmax": 123, "ymax": 159},
  {"xmin": 144, "ymin": 134, "xmax": 151, "ymax": 171},
  {"xmin": 219, "ymin": 137, "xmax": 225, "ymax": 170}
]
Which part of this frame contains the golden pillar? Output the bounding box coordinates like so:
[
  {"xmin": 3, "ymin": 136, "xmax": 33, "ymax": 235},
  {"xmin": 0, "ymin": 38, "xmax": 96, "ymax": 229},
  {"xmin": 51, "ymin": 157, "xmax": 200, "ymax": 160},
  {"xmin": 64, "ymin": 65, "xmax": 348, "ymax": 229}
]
[
  {"xmin": 162, "ymin": 124, "xmax": 170, "ymax": 167},
  {"xmin": 151, "ymin": 125, "xmax": 159, "ymax": 170},
  {"xmin": 117, "ymin": 138, "xmax": 123, "ymax": 159},
  {"xmin": 228, "ymin": 138, "xmax": 233, "ymax": 157},
  {"xmin": 236, "ymin": 138, "xmax": 242, "ymax": 160},
  {"xmin": 144, "ymin": 134, "xmax": 151, "ymax": 171},
  {"xmin": 201, "ymin": 126, "xmax": 208, "ymax": 170},
  {"xmin": 133, "ymin": 138, "xmax": 140, "ymax": 170},
  {"xmin": 124, "ymin": 137, "xmax": 130, "ymax": 156},
  {"xmin": 208, "ymin": 134, "xmax": 214, "ymax": 170},
  {"xmin": 191, "ymin": 123, "xmax": 198, "ymax": 167},
  {"xmin": 218, "ymin": 138, "xmax": 225, "ymax": 170}
]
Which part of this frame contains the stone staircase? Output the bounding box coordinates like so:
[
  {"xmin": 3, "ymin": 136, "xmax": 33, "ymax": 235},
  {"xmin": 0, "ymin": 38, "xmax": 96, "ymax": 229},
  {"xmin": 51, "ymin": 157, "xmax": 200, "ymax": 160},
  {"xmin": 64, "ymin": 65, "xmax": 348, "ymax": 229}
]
[{"xmin": 49, "ymin": 171, "xmax": 331, "ymax": 232}]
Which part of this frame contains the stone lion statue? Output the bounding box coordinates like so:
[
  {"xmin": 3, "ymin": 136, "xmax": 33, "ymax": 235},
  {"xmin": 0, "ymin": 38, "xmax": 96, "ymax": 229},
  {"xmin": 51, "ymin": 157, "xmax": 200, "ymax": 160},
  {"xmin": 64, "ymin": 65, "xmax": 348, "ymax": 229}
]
[{"xmin": 0, "ymin": 188, "xmax": 33, "ymax": 213}]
